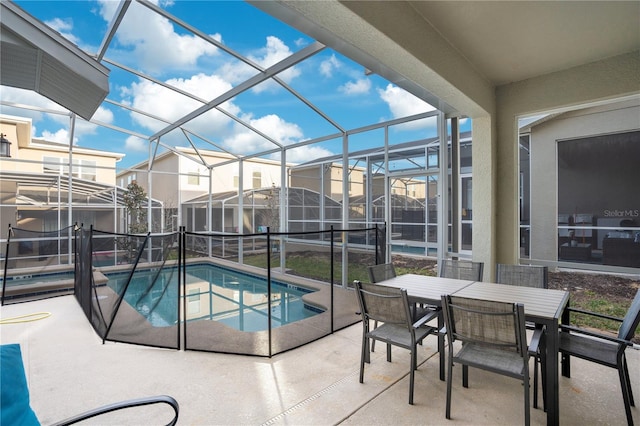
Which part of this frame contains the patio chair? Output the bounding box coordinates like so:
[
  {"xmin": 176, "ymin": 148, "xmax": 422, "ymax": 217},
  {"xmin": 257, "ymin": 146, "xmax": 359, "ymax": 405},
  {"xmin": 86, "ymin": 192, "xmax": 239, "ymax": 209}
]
[
  {"xmin": 441, "ymin": 295, "xmax": 534, "ymax": 426},
  {"xmin": 439, "ymin": 259, "xmax": 484, "ymax": 281},
  {"xmin": 1, "ymin": 343, "xmax": 179, "ymax": 426},
  {"xmin": 560, "ymin": 289, "xmax": 640, "ymax": 426},
  {"xmin": 435, "ymin": 260, "xmax": 484, "ymax": 355},
  {"xmin": 495, "ymin": 263, "xmax": 548, "ymax": 409},
  {"xmin": 367, "ymin": 263, "xmax": 397, "ymax": 353},
  {"xmin": 367, "ymin": 263, "xmax": 397, "ymax": 283},
  {"xmin": 354, "ymin": 281, "xmax": 438, "ymax": 404}
]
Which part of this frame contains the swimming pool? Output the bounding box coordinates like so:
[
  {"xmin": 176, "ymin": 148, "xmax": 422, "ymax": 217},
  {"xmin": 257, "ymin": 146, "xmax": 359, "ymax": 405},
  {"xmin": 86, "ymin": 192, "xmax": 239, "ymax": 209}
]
[
  {"xmin": 1, "ymin": 269, "xmax": 75, "ymax": 302},
  {"xmin": 105, "ymin": 263, "xmax": 323, "ymax": 331}
]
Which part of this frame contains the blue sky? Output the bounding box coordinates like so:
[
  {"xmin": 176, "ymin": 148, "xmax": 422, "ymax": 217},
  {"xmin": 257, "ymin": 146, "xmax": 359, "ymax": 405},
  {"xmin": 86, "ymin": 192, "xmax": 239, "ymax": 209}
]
[{"xmin": 2, "ymin": 0, "xmax": 469, "ymax": 168}]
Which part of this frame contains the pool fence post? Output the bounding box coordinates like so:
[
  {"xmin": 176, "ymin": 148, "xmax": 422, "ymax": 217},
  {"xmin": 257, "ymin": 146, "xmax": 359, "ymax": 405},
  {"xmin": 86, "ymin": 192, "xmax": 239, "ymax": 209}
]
[
  {"xmin": 178, "ymin": 226, "xmax": 184, "ymax": 350},
  {"xmin": 375, "ymin": 223, "xmax": 379, "ymax": 264},
  {"xmin": 1, "ymin": 224, "xmax": 12, "ymax": 306},
  {"xmin": 330, "ymin": 226, "xmax": 334, "ymax": 333},
  {"xmin": 267, "ymin": 227, "xmax": 272, "ymax": 357}
]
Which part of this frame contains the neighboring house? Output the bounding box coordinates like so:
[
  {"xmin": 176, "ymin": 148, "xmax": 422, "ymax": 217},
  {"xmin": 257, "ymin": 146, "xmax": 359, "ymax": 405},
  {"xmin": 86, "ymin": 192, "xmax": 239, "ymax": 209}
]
[
  {"xmin": 520, "ymin": 98, "xmax": 640, "ymax": 270},
  {"xmin": 290, "ymin": 163, "xmax": 365, "ymax": 202},
  {"xmin": 117, "ymin": 147, "xmax": 289, "ymax": 232},
  {"xmin": 0, "ymin": 114, "xmax": 127, "ymax": 234}
]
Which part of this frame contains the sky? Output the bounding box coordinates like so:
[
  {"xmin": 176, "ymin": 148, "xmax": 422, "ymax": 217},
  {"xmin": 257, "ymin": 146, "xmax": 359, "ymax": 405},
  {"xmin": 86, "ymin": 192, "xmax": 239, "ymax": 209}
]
[{"xmin": 1, "ymin": 0, "xmax": 470, "ymax": 169}]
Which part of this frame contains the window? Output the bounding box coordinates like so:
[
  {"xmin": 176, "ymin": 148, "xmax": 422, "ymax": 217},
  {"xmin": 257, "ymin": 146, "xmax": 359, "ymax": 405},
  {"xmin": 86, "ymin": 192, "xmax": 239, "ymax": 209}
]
[
  {"xmin": 43, "ymin": 156, "xmax": 63, "ymax": 174},
  {"xmin": 75, "ymin": 159, "xmax": 97, "ymax": 181},
  {"xmin": 557, "ymin": 131, "xmax": 640, "ymax": 268},
  {"xmin": 253, "ymin": 171, "xmax": 261, "ymax": 189},
  {"xmin": 188, "ymin": 172, "xmax": 200, "ymax": 185},
  {"xmin": 43, "ymin": 157, "xmax": 96, "ymax": 181}
]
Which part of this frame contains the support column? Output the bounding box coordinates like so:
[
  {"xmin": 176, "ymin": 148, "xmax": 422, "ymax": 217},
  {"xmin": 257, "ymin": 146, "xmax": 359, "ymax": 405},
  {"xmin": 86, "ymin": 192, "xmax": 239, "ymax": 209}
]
[{"xmin": 471, "ymin": 115, "xmax": 496, "ymax": 280}]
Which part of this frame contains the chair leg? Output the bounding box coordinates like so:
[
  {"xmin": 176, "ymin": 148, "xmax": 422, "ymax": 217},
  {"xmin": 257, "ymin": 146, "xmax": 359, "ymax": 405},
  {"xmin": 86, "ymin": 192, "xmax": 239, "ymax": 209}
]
[
  {"xmin": 409, "ymin": 347, "xmax": 416, "ymax": 405},
  {"xmin": 533, "ymin": 356, "xmax": 539, "ymax": 409},
  {"xmin": 371, "ymin": 320, "xmax": 378, "ymax": 352},
  {"xmin": 462, "ymin": 365, "xmax": 469, "ymax": 388},
  {"xmin": 360, "ymin": 336, "xmax": 368, "ymax": 383},
  {"xmin": 618, "ymin": 359, "xmax": 634, "ymax": 426},
  {"xmin": 623, "ymin": 356, "xmax": 634, "ymax": 407},
  {"xmin": 387, "ymin": 343, "xmax": 392, "ymax": 362},
  {"xmin": 446, "ymin": 359, "xmax": 453, "ymax": 419},
  {"xmin": 524, "ymin": 370, "xmax": 531, "ymax": 426}
]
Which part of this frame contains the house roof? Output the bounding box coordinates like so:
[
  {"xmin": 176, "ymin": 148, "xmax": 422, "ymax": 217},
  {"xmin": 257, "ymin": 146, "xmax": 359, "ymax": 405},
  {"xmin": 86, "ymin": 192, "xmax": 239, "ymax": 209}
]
[{"xmin": 0, "ymin": 171, "xmax": 161, "ymax": 207}]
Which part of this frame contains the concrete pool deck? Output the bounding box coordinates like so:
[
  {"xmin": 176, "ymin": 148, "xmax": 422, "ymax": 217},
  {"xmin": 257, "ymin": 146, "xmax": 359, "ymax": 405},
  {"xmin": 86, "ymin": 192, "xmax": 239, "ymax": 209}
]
[{"xmin": 1, "ymin": 294, "xmax": 638, "ymax": 425}]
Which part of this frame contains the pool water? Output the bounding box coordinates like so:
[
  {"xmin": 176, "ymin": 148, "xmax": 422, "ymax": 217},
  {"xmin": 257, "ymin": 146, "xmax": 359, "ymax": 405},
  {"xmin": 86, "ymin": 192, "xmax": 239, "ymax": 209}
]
[{"xmin": 105, "ymin": 264, "xmax": 322, "ymax": 331}]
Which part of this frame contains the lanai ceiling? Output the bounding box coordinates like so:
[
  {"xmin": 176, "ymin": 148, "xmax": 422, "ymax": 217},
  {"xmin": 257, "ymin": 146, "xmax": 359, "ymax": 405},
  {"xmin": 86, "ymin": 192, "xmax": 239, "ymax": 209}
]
[{"xmin": 255, "ymin": 1, "xmax": 640, "ymax": 116}]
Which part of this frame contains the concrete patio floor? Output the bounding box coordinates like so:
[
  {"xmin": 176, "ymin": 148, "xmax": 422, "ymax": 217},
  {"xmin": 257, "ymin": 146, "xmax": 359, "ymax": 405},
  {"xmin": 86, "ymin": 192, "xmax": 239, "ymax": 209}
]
[{"xmin": 1, "ymin": 295, "xmax": 637, "ymax": 425}]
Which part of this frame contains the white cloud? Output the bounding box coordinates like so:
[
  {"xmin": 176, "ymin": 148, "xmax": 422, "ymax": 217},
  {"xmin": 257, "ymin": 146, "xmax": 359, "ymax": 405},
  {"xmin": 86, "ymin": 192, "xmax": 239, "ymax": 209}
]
[
  {"xmin": 285, "ymin": 145, "xmax": 334, "ymax": 164},
  {"xmin": 0, "ymin": 87, "xmax": 66, "ymax": 116},
  {"xmin": 223, "ymin": 114, "xmax": 303, "ymax": 154},
  {"xmin": 320, "ymin": 54, "xmax": 341, "ymax": 78},
  {"xmin": 125, "ymin": 136, "xmax": 148, "ymax": 152},
  {"xmin": 378, "ymin": 84, "xmax": 435, "ymax": 118},
  {"xmin": 125, "ymin": 73, "xmax": 237, "ymax": 135},
  {"xmin": 40, "ymin": 128, "xmax": 73, "ymax": 144},
  {"xmin": 339, "ymin": 78, "xmax": 371, "ymax": 95},
  {"xmin": 97, "ymin": 0, "xmax": 220, "ymax": 74},
  {"xmin": 0, "ymin": 87, "xmax": 115, "ymax": 144},
  {"xmin": 248, "ymin": 36, "xmax": 301, "ymax": 93},
  {"xmin": 45, "ymin": 18, "xmax": 81, "ymax": 45}
]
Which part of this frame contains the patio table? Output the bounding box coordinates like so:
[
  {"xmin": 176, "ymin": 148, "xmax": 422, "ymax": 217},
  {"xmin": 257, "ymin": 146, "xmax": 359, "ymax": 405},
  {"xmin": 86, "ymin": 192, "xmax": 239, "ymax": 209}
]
[
  {"xmin": 371, "ymin": 274, "xmax": 475, "ymax": 380},
  {"xmin": 453, "ymin": 281, "xmax": 570, "ymax": 426}
]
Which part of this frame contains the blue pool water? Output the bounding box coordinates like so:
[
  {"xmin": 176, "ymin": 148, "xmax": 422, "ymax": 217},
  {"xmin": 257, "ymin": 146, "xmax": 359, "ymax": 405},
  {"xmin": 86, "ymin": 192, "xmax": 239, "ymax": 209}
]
[{"xmin": 105, "ymin": 264, "xmax": 322, "ymax": 331}]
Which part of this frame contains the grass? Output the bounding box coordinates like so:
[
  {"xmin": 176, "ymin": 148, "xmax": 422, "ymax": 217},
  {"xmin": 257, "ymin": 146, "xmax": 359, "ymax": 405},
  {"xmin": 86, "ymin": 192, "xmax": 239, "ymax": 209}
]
[
  {"xmin": 568, "ymin": 290, "xmax": 631, "ymax": 335},
  {"xmin": 242, "ymin": 253, "xmax": 372, "ymax": 283}
]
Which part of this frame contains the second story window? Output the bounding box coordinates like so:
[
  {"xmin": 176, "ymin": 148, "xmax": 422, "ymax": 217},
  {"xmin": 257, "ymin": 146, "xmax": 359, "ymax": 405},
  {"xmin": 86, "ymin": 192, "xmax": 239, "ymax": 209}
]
[
  {"xmin": 43, "ymin": 157, "xmax": 96, "ymax": 181},
  {"xmin": 188, "ymin": 172, "xmax": 200, "ymax": 185}
]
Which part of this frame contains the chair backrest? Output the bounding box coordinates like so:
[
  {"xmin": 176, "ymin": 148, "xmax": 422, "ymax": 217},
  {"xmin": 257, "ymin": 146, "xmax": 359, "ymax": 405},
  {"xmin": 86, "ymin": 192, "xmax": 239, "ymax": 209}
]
[
  {"xmin": 354, "ymin": 281, "xmax": 412, "ymax": 328},
  {"xmin": 619, "ymin": 289, "xmax": 640, "ymax": 341},
  {"xmin": 441, "ymin": 295, "xmax": 527, "ymax": 356},
  {"xmin": 439, "ymin": 259, "xmax": 484, "ymax": 281},
  {"xmin": 495, "ymin": 264, "xmax": 548, "ymax": 289},
  {"xmin": 368, "ymin": 263, "xmax": 397, "ymax": 283}
]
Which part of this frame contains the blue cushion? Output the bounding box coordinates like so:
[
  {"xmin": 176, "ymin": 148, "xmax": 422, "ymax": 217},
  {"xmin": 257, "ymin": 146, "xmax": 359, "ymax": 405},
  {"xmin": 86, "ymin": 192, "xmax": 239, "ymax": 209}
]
[{"xmin": 0, "ymin": 344, "xmax": 40, "ymax": 426}]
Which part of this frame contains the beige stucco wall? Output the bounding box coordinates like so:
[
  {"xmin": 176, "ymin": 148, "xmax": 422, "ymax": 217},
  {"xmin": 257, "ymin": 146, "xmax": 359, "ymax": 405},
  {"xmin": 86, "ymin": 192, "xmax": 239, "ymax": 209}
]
[
  {"xmin": 495, "ymin": 52, "xmax": 640, "ymax": 272},
  {"xmin": 0, "ymin": 116, "xmax": 122, "ymax": 185}
]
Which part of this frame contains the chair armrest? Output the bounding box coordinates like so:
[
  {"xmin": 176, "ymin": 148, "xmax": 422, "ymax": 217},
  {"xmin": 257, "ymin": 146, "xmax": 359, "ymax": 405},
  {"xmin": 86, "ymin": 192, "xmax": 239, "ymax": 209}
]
[
  {"xmin": 50, "ymin": 395, "xmax": 179, "ymax": 426},
  {"xmin": 566, "ymin": 306, "xmax": 623, "ymax": 323},
  {"xmin": 413, "ymin": 309, "xmax": 439, "ymax": 328},
  {"xmin": 560, "ymin": 325, "xmax": 634, "ymax": 347},
  {"xmin": 528, "ymin": 327, "xmax": 544, "ymax": 353}
]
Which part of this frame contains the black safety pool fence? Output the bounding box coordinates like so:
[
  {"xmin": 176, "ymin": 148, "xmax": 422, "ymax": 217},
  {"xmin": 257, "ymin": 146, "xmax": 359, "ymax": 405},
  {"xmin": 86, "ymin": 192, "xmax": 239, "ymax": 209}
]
[
  {"xmin": 69, "ymin": 224, "xmax": 384, "ymax": 357},
  {"xmin": 1, "ymin": 224, "xmax": 76, "ymax": 305}
]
